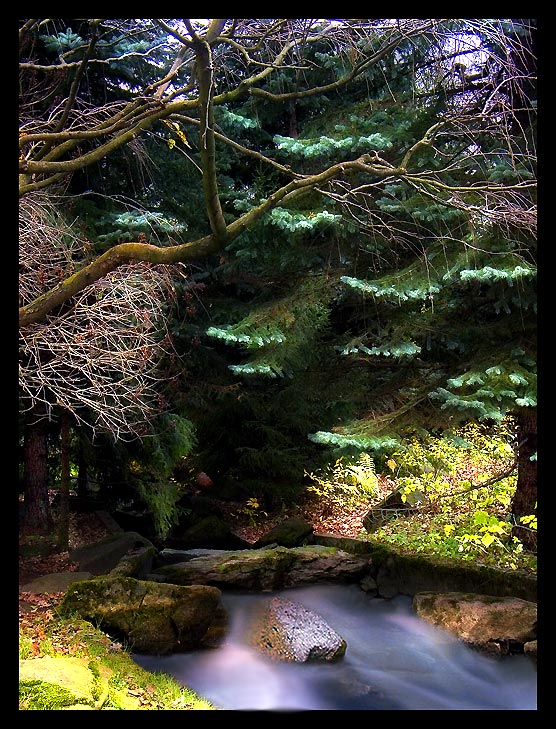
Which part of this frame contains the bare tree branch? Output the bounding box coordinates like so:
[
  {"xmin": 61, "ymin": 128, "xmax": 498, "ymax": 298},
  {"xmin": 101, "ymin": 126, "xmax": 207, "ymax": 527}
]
[
  {"xmin": 19, "ymin": 18, "xmax": 536, "ymax": 335},
  {"xmin": 19, "ymin": 191, "xmax": 182, "ymax": 438}
]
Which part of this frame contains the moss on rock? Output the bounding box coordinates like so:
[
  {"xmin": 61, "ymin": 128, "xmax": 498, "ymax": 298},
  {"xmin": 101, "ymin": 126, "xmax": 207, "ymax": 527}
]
[
  {"xmin": 58, "ymin": 576, "xmax": 227, "ymax": 654},
  {"xmin": 19, "ymin": 656, "xmax": 110, "ymax": 709}
]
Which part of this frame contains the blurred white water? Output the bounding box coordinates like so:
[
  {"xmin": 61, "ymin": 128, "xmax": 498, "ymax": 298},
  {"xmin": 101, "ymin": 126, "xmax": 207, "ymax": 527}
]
[{"xmin": 133, "ymin": 583, "xmax": 537, "ymax": 711}]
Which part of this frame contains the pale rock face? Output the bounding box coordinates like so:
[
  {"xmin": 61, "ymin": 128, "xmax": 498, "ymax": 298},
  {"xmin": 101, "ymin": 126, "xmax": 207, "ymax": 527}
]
[
  {"xmin": 247, "ymin": 596, "xmax": 347, "ymax": 662},
  {"xmin": 412, "ymin": 591, "xmax": 537, "ymax": 654},
  {"xmin": 151, "ymin": 545, "xmax": 369, "ymax": 590}
]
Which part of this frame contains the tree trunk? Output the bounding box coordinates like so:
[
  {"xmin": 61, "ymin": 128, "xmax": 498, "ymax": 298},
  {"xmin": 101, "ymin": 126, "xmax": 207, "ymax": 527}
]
[
  {"xmin": 56, "ymin": 411, "xmax": 71, "ymax": 550},
  {"xmin": 510, "ymin": 406, "xmax": 537, "ymax": 551},
  {"xmin": 22, "ymin": 415, "xmax": 53, "ymax": 534},
  {"xmin": 76, "ymin": 429, "xmax": 95, "ymax": 499}
]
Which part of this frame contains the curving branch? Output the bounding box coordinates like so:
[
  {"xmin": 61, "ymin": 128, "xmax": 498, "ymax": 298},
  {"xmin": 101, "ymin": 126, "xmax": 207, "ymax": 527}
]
[
  {"xmin": 194, "ymin": 39, "xmax": 227, "ymax": 239},
  {"xmin": 19, "ymin": 154, "xmax": 404, "ymax": 328},
  {"xmin": 19, "ymin": 19, "xmax": 537, "ymax": 326}
]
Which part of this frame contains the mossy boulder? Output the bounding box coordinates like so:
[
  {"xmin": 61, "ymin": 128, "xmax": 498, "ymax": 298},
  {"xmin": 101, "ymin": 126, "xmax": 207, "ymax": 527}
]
[
  {"xmin": 413, "ymin": 591, "xmax": 537, "ymax": 654},
  {"xmin": 151, "ymin": 545, "xmax": 369, "ymax": 591},
  {"xmin": 58, "ymin": 576, "xmax": 227, "ymax": 654},
  {"xmin": 312, "ymin": 535, "xmax": 536, "ymax": 602},
  {"xmin": 374, "ymin": 552, "xmax": 537, "ymax": 601},
  {"xmin": 254, "ymin": 518, "xmax": 314, "ymax": 548}
]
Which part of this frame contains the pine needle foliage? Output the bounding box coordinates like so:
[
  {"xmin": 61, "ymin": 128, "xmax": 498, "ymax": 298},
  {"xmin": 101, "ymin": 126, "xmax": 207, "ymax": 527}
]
[
  {"xmin": 22, "ymin": 19, "xmax": 535, "ymax": 511},
  {"xmin": 206, "ymin": 276, "xmax": 334, "ymax": 378}
]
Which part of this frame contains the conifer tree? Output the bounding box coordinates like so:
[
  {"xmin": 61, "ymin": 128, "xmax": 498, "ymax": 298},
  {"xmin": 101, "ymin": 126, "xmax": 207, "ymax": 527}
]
[
  {"xmin": 187, "ymin": 20, "xmax": 537, "ymax": 533},
  {"xmin": 19, "ymin": 20, "xmax": 536, "ymax": 539}
]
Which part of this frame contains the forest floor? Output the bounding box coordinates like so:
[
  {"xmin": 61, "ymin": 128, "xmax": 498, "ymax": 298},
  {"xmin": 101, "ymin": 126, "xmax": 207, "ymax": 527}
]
[
  {"xmin": 19, "ymin": 465, "xmax": 535, "ymax": 708},
  {"xmin": 18, "ymin": 482, "xmax": 394, "ymax": 658},
  {"xmin": 18, "ymin": 474, "xmax": 395, "ymax": 588},
  {"xmin": 18, "ymin": 478, "xmax": 401, "ymax": 710}
]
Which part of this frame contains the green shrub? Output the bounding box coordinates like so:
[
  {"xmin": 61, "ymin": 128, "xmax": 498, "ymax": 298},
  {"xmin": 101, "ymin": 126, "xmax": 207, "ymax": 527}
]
[
  {"xmin": 368, "ymin": 420, "xmax": 536, "ymax": 571},
  {"xmin": 305, "ymin": 452, "xmax": 379, "ymax": 509}
]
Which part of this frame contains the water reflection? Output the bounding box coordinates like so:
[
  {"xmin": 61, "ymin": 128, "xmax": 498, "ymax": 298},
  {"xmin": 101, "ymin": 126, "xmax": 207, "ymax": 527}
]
[{"xmin": 133, "ymin": 583, "xmax": 537, "ymax": 711}]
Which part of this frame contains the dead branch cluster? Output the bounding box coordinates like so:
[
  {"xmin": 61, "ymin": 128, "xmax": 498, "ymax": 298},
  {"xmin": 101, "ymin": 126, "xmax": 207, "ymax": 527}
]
[
  {"xmin": 18, "ymin": 19, "xmax": 536, "ymax": 440},
  {"xmin": 19, "ymin": 191, "xmax": 184, "ymax": 438}
]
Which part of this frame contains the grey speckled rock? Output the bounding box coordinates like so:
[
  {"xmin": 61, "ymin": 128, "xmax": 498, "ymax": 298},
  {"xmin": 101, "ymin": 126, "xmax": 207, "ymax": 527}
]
[{"xmin": 248, "ymin": 596, "xmax": 346, "ymax": 662}]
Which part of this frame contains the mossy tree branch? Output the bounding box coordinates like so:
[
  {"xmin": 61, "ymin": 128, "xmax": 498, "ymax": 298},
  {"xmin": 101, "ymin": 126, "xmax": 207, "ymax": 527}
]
[
  {"xmin": 19, "ymin": 154, "xmax": 403, "ymax": 328},
  {"xmin": 194, "ymin": 39, "xmax": 227, "ymax": 240},
  {"xmin": 19, "ymin": 19, "xmax": 536, "ymax": 328}
]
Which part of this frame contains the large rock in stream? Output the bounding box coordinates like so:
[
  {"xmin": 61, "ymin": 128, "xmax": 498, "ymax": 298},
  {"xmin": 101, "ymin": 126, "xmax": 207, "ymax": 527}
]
[
  {"xmin": 247, "ymin": 596, "xmax": 347, "ymax": 662},
  {"xmin": 413, "ymin": 591, "xmax": 537, "ymax": 655},
  {"xmin": 149, "ymin": 545, "xmax": 370, "ymax": 591},
  {"xmin": 58, "ymin": 576, "xmax": 227, "ymax": 654}
]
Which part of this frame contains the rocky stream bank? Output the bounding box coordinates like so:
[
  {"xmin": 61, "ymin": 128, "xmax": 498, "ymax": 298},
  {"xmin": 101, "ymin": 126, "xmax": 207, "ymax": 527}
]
[{"xmin": 19, "ymin": 512, "xmax": 537, "ymax": 710}]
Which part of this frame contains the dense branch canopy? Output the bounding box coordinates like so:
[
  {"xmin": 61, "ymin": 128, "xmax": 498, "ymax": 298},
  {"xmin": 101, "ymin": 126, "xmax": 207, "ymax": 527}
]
[
  {"xmin": 18, "ymin": 18, "xmax": 536, "ymax": 446},
  {"xmin": 19, "ymin": 18, "xmax": 536, "ymax": 329}
]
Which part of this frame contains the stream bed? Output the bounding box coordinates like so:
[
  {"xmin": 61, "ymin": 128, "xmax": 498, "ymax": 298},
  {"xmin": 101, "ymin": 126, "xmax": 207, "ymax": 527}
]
[{"xmin": 133, "ymin": 582, "xmax": 537, "ymax": 711}]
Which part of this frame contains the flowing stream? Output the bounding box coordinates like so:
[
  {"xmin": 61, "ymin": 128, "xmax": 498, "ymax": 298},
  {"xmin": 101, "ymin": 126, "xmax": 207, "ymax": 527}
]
[{"xmin": 133, "ymin": 583, "xmax": 537, "ymax": 711}]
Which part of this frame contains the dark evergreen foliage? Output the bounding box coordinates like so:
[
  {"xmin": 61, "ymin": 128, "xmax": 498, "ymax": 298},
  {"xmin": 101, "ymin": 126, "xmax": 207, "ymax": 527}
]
[{"xmin": 19, "ymin": 19, "xmax": 536, "ymax": 532}]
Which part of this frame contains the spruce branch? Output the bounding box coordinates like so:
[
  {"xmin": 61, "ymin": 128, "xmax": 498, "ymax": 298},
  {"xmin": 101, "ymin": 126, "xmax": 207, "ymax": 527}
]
[{"xmin": 19, "ymin": 154, "xmax": 398, "ymax": 327}]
